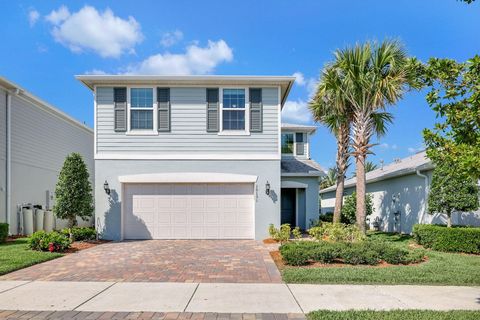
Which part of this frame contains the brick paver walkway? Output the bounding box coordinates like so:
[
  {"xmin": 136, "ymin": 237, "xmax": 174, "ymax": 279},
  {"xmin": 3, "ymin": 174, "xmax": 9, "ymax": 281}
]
[
  {"xmin": 0, "ymin": 240, "xmax": 281, "ymax": 283},
  {"xmin": 0, "ymin": 311, "xmax": 305, "ymax": 320}
]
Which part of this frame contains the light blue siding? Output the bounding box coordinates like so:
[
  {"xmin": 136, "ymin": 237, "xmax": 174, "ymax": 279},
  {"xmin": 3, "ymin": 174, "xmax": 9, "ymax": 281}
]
[
  {"xmin": 0, "ymin": 89, "xmax": 6, "ymax": 223},
  {"xmin": 95, "ymin": 87, "xmax": 280, "ymax": 155}
]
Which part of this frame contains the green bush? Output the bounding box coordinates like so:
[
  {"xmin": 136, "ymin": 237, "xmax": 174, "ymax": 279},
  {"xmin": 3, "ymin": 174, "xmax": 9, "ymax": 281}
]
[
  {"xmin": 0, "ymin": 223, "xmax": 8, "ymax": 243},
  {"xmin": 292, "ymin": 227, "xmax": 302, "ymax": 239},
  {"xmin": 319, "ymin": 212, "xmax": 333, "ymax": 223},
  {"xmin": 61, "ymin": 227, "xmax": 96, "ymax": 241},
  {"xmin": 308, "ymin": 223, "xmax": 366, "ymax": 243},
  {"xmin": 267, "ymin": 223, "xmax": 291, "ymax": 243},
  {"xmin": 28, "ymin": 231, "xmax": 71, "ymax": 252},
  {"xmin": 413, "ymin": 224, "xmax": 480, "ymax": 253},
  {"xmin": 279, "ymin": 240, "xmax": 425, "ymax": 266},
  {"xmin": 341, "ymin": 192, "xmax": 374, "ymax": 224}
]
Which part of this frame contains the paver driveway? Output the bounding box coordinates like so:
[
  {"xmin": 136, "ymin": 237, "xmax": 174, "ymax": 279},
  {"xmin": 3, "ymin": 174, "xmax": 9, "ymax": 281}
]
[{"xmin": 0, "ymin": 240, "xmax": 281, "ymax": 283}]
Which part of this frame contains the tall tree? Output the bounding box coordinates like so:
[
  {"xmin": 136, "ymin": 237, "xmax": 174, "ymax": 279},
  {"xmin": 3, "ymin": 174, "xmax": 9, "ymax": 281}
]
[
  {"xmin": 422, "ymin": 56, "xmax": 480, "ymax": 179},
  {"xmin": 330, "ymin": 40, "xmax": 419, "ymax": 233},
  {"xmin": 428, "ymin": 160, "xmax": 479, "ymax": 227},
  {"xmin": 54, "ymin": 153, "xmax": 94, "ymax": 228},
  {"xmin": 310, "ymin": 66, "xmax": 351, "ymax": 223}
]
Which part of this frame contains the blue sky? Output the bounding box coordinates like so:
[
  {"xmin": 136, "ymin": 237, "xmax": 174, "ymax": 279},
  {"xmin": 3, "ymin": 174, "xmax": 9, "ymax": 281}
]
[{"xmin": 1, "ymin": 0, "xmax": 479, "ymax": 172}]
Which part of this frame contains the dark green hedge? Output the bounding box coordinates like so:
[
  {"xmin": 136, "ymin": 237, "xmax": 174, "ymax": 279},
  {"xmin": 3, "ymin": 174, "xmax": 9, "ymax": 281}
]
[
  {"xmin": 279, "ymin": 240, "xmax": 424, "ymax": 266},
  {"xmin": 61, "ymin": 227, "xmax": 96, "ymax": 241},
  {"xmin": 0, "ymin": 223, "xmax": 8, "ymax": 243},
  {"xmin": 413, "ymin": 224, "xmax": 480, "ymax": 253}
]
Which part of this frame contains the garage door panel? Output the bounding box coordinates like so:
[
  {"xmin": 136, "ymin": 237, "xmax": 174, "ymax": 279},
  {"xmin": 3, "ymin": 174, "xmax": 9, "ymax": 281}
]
[{"xmin": 124, "ymin": 183, "xmax": 254, "ymax": 239}]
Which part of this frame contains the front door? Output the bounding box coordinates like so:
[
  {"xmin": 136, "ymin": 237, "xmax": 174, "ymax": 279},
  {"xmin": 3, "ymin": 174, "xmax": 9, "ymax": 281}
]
[{"xmin": 281, "ymin": 188, "xmax": 296, "ymax": 226}]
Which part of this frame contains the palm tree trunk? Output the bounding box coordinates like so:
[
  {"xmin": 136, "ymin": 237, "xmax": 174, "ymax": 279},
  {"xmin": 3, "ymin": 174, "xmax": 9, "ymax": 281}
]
[
  {"xmin": 447, "ymin": 213, "xmax": 452, "ymax": 228},
  {"xmin": 355, "ymin": 155, "xmax": 367, "ymax": 233},
  {"xmin": 333, "ymin": 122, "xmax": 350, "ymax": 223}
]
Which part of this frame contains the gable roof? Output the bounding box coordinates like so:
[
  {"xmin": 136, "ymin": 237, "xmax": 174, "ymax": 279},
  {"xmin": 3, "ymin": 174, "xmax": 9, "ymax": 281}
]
[
  {"xmin": 0, "ymin": 76, "xmax": 93, "ymax": 134},
  {"xmin": 281, "ymin": 122, "xmax": 317, "ymax": 133},
  {"xmin": 76, "ymin": 75, "xmax": 295, "ymax": 107},
  {"xmin": 281, "ymin": 158, "xmax": 326, "ymax": 176},
  {"xmin": 320, "ymin": 151, "xmax": 433, "ymax": 193}
]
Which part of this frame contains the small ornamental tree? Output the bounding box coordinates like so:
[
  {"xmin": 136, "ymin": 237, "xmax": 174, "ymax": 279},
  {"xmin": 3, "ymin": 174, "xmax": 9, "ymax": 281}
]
[
  {"xmin": 54, "ymin": 153, "xmax": 94, "ymax": 228},
  {"xmin": 341, "ymin": 192, "xmax": 374, "ymax": 225},
  {"xmin": 428, "ymin": 160, "xmax": 479, "ymax": 227}
]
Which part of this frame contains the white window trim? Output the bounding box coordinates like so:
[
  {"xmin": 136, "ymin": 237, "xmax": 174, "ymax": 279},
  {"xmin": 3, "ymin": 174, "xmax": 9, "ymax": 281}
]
[
  {"xmin": 218, "ymin": 86, "xmax": 250, "ymax": 136},
  {"xmin": 281, "ymin": 132, "xmax": 308, "ymax": 157},
  {"xmin": 127, "ymin": 86, "xmax": 158, "ymax": 135}
]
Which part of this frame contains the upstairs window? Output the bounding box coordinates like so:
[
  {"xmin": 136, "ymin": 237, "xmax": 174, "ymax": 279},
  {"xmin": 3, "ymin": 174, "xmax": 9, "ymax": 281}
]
[
  {"xmin": 130, "ymin": 88, "xmax": 153, "ymax": 130},
  {"xmin": 222, "ymin": 89, "xmax": 245, "ymax": 130},
  {"xmin": 281, "ymin": 133, "xmax": 294, "ymax": 154}
]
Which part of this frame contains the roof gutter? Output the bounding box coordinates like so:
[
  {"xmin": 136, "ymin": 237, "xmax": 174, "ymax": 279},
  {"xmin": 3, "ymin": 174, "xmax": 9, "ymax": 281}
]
[
  {"xmin": 416, "ymin": 169, "xmax": 429, "ymax": 224},
  {"xmin": 5, "ymin": 89, "xmax": 15, "ymax": 230}
]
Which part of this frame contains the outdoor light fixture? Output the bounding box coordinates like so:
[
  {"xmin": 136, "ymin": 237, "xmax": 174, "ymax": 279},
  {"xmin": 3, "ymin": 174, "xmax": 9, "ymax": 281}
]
[
  {"xmin": 103, "ymin": 180, "xmax": 111, "ymax": 196},
  {"xmin": 265, "ymin": 181, "xmax": 271, "ymax": 195}
]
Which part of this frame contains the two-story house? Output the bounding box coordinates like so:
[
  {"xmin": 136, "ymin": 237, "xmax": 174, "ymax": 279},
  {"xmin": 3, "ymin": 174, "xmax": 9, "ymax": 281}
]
[{"xmin": 77, "ymin": 75, "xmax": 324, "ymax": 240}]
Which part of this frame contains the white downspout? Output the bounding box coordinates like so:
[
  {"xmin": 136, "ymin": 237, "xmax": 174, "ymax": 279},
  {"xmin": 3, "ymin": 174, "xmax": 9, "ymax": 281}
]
[
  {"xmin": 5, "ymin": 91, "xmax": 12, "ymax": 230},
  {"xmin": 416, "ymin": 169, "xmax": 429, "ymax": 224}
]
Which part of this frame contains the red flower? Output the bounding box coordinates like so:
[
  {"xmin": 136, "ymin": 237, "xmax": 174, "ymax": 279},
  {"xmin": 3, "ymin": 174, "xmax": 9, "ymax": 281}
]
[{"xmin": 48, "ymin": 243, "xmax": 55, "ymax": 252}]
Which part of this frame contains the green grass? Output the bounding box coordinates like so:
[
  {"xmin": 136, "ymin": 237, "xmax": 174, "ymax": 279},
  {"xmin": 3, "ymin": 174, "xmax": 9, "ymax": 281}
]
[
  {"xmin": 282, "ymin": 232, "xmax": 480, "ymax": 285},
  {"xmin": 0, "ymin": 238, "xmax": 63, "ymax": 275},
  {"xmin": 308, "ymin": 310, "xmax": 480, "ymax": 320}
]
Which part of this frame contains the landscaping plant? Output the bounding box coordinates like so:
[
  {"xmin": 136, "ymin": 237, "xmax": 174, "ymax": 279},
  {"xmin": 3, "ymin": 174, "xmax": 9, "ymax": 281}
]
[
  {"xmin": 308, "ymin": 223, "xmax": 366, "ymax": 243},
  {"xmin": 0, "ymin": 223, "xmax": 8, "ymax": 243},
  {"xmin": 426, "ymin": 160, "xmax": 479, "ymax": 228},
  {"xmin": 413, "ymin": 224, "xmax": 480, "ymax": 253},
  {"xmin": 28, "ymin": 231, "xmax": 71, "ymax": 252},
  {"xmin": 61, "ymin": 227, "xmax": 96, "ymax": 242},
  {"xmin": 341, "ymin": 192, "xmax": 374, "ymax": 225},
  {"xmin": 54, "ymin": 153, "xmax": 94, "ymax": 228},
  {"xmin": 268, "ymin": 223, "xmax": 292, "ymax": 243},
  {"xmin": 292, "ymin": 227, "xmax": 302, "ymax": 239}
]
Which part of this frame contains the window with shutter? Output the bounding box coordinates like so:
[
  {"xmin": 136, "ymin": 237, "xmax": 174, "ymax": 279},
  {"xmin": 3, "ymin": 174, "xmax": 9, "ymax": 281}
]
[
  {"xmin": 114, "ymin": 87, "xmax": 127, "ymax": 132},
  {"xmin": 249, "ymin": 88, "xmax": 262, "ymax": 132},
  {"xmin": 206, "ymin": 88, "xmax": 219, "ymax": 132},
  {"xmin": 157, "ymin": 88, "xmax": 170, "ymax": 132},
  {"xmin": 296, "ymin": 132, "xmax": 305, "ymax": 155}
]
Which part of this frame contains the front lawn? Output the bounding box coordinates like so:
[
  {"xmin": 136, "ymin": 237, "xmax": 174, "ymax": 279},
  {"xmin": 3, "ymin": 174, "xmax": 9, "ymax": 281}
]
[
  {"xmin": 308, "ymin": 310, "xmax": 480, "ymax": 320},
  {"xmin": 282, "ymin": 232, "xmax": 480, "ymax": 285},
  {"xmin": 0, "ymin": 238, "xmax": 63, "ymax": 275}
]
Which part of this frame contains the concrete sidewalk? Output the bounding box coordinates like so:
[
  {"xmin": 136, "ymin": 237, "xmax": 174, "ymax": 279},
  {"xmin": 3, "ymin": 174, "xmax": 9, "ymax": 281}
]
[{"xmin": 0, "ymin": 281, "xmax": 479, "ymax": 313}]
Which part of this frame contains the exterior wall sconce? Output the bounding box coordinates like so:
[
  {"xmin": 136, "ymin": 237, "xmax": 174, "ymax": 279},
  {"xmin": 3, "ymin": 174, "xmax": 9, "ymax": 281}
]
[
  {"xmin": 265, "ymin": 181, "xmax": 271, "ymax": 195},
  {"xmin": 103, "ymin": 180, "xmax": 111, "ymax": 196}
]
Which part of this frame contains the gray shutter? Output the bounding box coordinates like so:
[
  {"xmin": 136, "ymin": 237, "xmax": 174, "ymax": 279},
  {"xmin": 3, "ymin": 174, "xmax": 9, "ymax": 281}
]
[
  {"xmin": 114, "ymin": 87, "xmax": 127, "ymax": 132},
  {"xmin": 249, "ymin": 88, "xmax": 263, "ymax": 132},
  {"xmin": 157, "ymin": 88, "xmax": 170, "ymax": 132},
  {"xmin": 206, "ymin": 88, "xmax": 219, "ymax": 132},
  {"xmin": 296, "ymin": 132, "xmax": 305, "ymax": 155}
]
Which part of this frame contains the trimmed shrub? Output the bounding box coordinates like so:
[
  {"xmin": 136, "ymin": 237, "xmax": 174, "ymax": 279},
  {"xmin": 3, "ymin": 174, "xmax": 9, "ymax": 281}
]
[
  {"xmin": 413, "ymin": 224, "xmax": 480, "ymax": 253},
  {"xmin": 268, "ymin": 224, "xmax": 292, "ymax": 243},
  {"xmin": 61, "ymin": 227, "xmax": 96, "ymax": 241},
  {"xmin": 0, "ymin": 223, "xmax": 8, "ymax": 243},
  {"xmin": 28, "ymin": 231, "xmax": 71, "ymax": 252},
  {"xmin": 279, "ymin": 242, "xmax": 310, "ymax": 266},
  {"xmin": 308, "ymin": 223, "xmax": 366, "ymax": 243},
  {"xmin": 279, "ymin": 240, "xmax": 425, "ymax": 266}
]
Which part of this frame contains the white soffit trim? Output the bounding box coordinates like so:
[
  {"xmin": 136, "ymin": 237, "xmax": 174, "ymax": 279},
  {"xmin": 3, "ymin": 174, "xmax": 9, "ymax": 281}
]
[
  {"xmin": 118, "ymin": 172, "xmax": 258, "ymax": 184},
  {"xmin": 281, "ymin": 181, "xmax": 308, "ymax": 189}
]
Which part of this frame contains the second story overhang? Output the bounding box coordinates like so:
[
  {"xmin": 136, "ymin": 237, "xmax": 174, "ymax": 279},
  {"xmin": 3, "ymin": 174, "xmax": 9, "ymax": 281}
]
[{"xmin": 76, "ymin": 75, "xmax": 295, "ymax": 107}]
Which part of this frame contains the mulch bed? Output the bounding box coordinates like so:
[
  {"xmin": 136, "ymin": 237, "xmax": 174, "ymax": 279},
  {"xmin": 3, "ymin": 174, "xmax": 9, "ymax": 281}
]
[
  {"xmin": 64, "ymin": 240, "xmax": 109, "ymax": 254},
  {"xmin": 263, "ymin": 238, "xmax": 279, "ymax": 244}
]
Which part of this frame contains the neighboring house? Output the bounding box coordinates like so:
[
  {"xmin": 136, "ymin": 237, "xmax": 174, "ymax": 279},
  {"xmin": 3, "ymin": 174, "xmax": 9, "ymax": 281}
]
[
  {"xmin": 0, "ymin": 76, "xmax": 94, "ymax": 234},
  {"xmin": 320, "ymin": 151, "xmax": 480, "ymax": 233},
  {"xmin": 76, "ymin": 75, "xmax": 325, "ymax": 240}
]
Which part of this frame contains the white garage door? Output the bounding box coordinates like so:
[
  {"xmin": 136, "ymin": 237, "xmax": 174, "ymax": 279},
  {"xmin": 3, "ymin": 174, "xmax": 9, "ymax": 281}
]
[{"xmin": 123, "ymin": 183, "xmax": 254, "ymax": 239}]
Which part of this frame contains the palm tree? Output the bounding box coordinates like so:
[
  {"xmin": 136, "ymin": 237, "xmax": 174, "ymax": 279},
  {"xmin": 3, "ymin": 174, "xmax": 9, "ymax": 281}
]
[
  {"xmin": 331, "ymin": 40, "xmax": 417, "ymax": 233},
  {"xmin": 351, "ymin": 161, "xmax": 378, "ymax": 178},
  {"xmin": 320, "ymin": 167, "xmax": 338, "ymax": 189},
  {"xmin": 310, "ymin": 66, "xmax": 352, "ymax": 223}
]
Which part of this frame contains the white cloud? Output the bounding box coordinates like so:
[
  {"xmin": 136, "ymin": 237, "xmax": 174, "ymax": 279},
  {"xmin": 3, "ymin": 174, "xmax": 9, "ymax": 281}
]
[
  {"xmin": 379, "ymin": 143, "xmax": 398, "ymax": 150},
  {"xmin": 281, "ymin": 99, "xmax": 312, "ymax": 124},
  {"xmin": 45, "ymin": 5, "xmax": 143, "ymax": 58},
  {"xmin": 160, "ymin": 30, "xmax": 183, "ymax": 47},
  {"xmin": 292, "ymin": 71, "xmax": 317, "ymax": 97},
  {"xmin": 28, "ymin": 9, "xmax": 40, "ymax": 27},
  {"xmin": 292, "ymin": 72, "xmax": 305, "ymax": 86},
  {"xmin": 85, "ymin": 69, "xmax": 107, "ymax": 75},
  {"xmin": 126, "ymin": 40, "xmax": 233, "ymax": 75}
]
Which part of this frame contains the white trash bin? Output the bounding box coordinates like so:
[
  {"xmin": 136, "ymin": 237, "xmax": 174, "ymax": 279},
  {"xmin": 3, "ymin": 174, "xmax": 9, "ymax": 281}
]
[
  {"xmin": 43, "ymin": 210, "xmax": 54, "ymax": 232},
  {"xmin": 35, "ymin": 209, "xmax": 45, "ymax": 231},
  {"xmin": 22, "ymin": 208, "xmax": 34, "ymax": 235}
]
